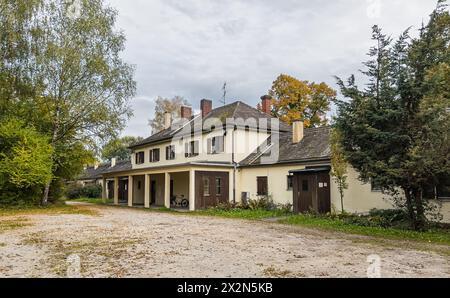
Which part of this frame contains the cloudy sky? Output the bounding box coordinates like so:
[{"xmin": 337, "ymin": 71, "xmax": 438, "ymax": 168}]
[{"xmin": 105, "ymin": 0, "xmax": 438, "ymax": 137}]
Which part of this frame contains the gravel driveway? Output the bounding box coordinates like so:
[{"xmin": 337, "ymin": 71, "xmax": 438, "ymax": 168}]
[{"xmin": 0, "ymin": 202, "xmax": 449, "ymax": 278}]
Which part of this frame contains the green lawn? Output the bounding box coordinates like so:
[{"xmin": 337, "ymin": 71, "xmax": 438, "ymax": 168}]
[
  {"xmin": 70, "ymin": 197, "xmax": 113, "ymax": 205},
  {"xmin": 0, "ymin": 202, "xmax": 99, "ymax": 217},
  {"xmin": 193, "ymin": 208, "xmax": 290, "ymax": 220},
  {"xmin": 280, "ymin": 214, "xmax": 450, "ymax": 246}
]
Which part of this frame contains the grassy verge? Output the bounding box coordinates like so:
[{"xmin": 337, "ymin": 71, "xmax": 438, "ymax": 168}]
[
  {"xmin": 280, "ymin": 214, "xmax": 450, "ymax": 246},
  {"xmin": 70, "ymin": 198, "xmax": 113, "ymax": 205},
  {"xmin": 0, "ymin": 202, "xmax": 98, "ymax": 217},
  {"xmin": 192, "ymin": 208, "xmax": 290, "ymax": 220},
  {"xmin": 0, "ymin": 218, "xmax": 30, "ymax": 234}
]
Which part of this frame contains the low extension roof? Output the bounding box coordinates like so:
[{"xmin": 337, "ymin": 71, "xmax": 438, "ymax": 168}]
[{"xmin": 239, "ymin": 126, "xmax": 331, "ymax": 166}]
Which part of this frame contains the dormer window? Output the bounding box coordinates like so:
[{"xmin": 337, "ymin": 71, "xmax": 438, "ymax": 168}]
[
  {"xmin": 149, "ymin": 149, "xmax": 160, "ymax": 163},
  {"xmin": 135, "ymin": 151, "xmax": 145, "ymax": 164},
  {"xmin": 207, "ymin": 136, "xmax": 224, "ymax": 154}
]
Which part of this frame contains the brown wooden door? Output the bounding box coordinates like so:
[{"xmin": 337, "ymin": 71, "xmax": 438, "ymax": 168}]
[
  {"xmin": 317, "ymin": 173, "xmax": 331, "ymax": 213},
  {"xmin": 293, "ymin": 174, "xmax": 315, "ymax": 213},
  {"xmin": 195, "ymin": 171, "xmax": 229, "ymax": 209},
  {"xmin": 293, "ymin": 171, "xmax": 331, "ymax": 214}
]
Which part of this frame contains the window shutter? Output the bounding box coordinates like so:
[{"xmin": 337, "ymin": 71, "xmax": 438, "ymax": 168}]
[
  {"xmin": 207, "ymin": 138, "xmax": 212, "ymax": 154},
  {"xmin": 218, "ymin": 136, "xmax": 224, "ymax": 153},
  {"xmin": 149, "ymin": 150, "xmax": 153, "ymax": 163},
  {"xmin": 194, "ymin": 141, "xmax": 199, "ymax": 156},
  {"xmin": 166, "ymin": 146, "xmax": 169, "ymax": 160},
  {"xmin": 185, "ymin": 143, "xmax": 189, "ymax": 157},
  {"xmin": 155, "ymin": 149, "xmax": 160, "ymax": 161}
]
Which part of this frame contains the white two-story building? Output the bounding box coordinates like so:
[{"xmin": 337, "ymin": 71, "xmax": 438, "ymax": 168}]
[{"xmin": 100, "ymin": 97, "xmax": 450, "ymax": 221}]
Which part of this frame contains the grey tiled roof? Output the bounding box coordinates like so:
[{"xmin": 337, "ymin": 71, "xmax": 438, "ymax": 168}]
[
  {"xmin": 239, "ymin": 126, "xmax": 331, "ymax": 166},
  {"xmin": 130, "ymin": 101, "xmax": 291, "ymax": 149},
  {"xmin": 101, "ymin": 160, "xmax": 133, "ymax": 175},
  {"xmin": 78, "ymin": 163, "xmax": 112, "ymax": 180}
]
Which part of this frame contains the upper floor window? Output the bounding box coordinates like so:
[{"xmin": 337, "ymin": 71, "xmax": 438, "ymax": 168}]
[
  {"xmin": 185, "ymin": 141, "xmax": 199, "ymax": 158},
  {"xmin": 166, "ymin": 145, "xmax": 176, "ymax": 160},
  {"xmin": 135, "ymin": 151, "xmax": 145, "ymax": 165},
  {"xmin": 207, "ymin": 136, "xmax": 224, "ymax": 154},
  {"xmin": 149, "ymin": 149, "xmax": 160, "ymax": 163}
]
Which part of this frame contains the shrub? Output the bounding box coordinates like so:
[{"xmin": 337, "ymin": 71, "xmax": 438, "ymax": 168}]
[
  {"xmin": 66, "ymin": 184, "xmax": 102, "ymax": 199},
  {"xmin": 248, "ymin": 195, "xmax": 277, "ymax": 211}
]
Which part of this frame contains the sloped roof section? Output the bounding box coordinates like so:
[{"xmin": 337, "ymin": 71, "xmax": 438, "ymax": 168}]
[
  {"xmin": 78, "ymin": 163, "xmax": 112, "ymax": 180},
  {"xmin": 101, "ymin": 160, "xmax": 132, "ymax": 175},
  {"xmin": 130, "ymin": 101, "xmax": 291, "ymax": 149},
  {"xmin": 239, "ymin": 126, "xmax": 331, "ymax": 166}
]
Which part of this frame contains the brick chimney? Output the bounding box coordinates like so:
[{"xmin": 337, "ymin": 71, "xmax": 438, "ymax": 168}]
[
  {"xmin": 292, "ymin": 120, "xmax": 304, "ymax": 144},
  {"xmin": 260, "ymin": 95, "xmax": 272, "ymax": 115},
  {"xmin": 164, "ymin": 112, "xmax": 172, "ymax": 129},
  {"xmin": 180, "ymin": 106, "xmax": 192, "ymax": 120},
  {"xmin": 201, "ymin": 99, "xmax": 212, "ymax": 117}
]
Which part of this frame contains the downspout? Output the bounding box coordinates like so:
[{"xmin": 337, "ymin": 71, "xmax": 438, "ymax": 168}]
[{"xmin": 232, "ymin": 126, "xmax": 237, "ymax": 205}]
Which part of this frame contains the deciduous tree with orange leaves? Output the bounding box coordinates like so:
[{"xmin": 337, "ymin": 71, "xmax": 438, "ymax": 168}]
[{"xmin": 266, "ymin": 74, "xmax": 336, "ymax": 127}]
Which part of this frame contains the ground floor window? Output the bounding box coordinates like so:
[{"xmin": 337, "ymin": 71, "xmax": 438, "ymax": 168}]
[
  {"xmin": 216, "ymin": 177, "xmax": 222, "ymax": 195},
  {"xmin": 287, "ymin": 175, "xmax": 293, "ymax": 190},
  {"xmin": 257, "ymin": 176, "xmax": 268, "ymax": 196},
  {"xmin": 203, "ymin": 177, "xmax": 210, "ymax": 196}
]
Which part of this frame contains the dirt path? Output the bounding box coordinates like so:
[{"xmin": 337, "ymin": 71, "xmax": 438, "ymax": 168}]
[{"xmin": 0, "ymin": 203, "xmax": 449, "ymax": 278}]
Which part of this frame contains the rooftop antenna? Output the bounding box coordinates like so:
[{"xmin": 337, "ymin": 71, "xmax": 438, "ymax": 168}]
[{"xmin": 221, "ymin": 82, "xmax": 227, "ymax": 106}]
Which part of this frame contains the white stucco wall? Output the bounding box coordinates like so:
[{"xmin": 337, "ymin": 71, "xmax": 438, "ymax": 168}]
[
  {"xmin": 330, "ymin": 167, "xmax": 394, "ymax": 213},
  {"xmin": 131, "ymin": 128, "xmax": 269, "ymax": 170},
  {"xmin": 238, "ymin": 164, "xmax": 392, "ymax": 213}
]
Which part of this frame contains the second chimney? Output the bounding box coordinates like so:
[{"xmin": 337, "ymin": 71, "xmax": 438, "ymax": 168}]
[
  {"xmin": 201, "ymin": 99, "xmax": 212, "ymax": 118},
  {"xmin": 260, "ymin": 95, "xmax": 272, "ymax": 115},
  {"xmin": 111, "ymin": 157, "xmax": 117, "ymax": 168},
  {"xmin": 181, "ymin": 106, "xmax": 192, "ymax": 120},
  {"xmin": 164, "ymin": 112, "xmax": 172, "ymax": 129},
  {"xmin": 292, "ymin": 120, "xmax": 304, "ymax": 144}
]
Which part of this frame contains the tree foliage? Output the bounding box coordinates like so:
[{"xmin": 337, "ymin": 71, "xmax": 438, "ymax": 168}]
[
  {"xmin": 266, "ymin": 74, "xmax": 336, "ymax": 127},
  {"xmin": 0, "ymin": 0, "xmax": 136, "ymax": 204},
  {"xmin": 333, "ymin": 1, "xmax": 449, "ymax": 230},
  {"xmin": 101, "ymin": 136, "xmax": 144, "ymax": 161},
  {"xmin": 149, "ymin": 96, "xmax": 190, "ymax": 133},
  {"xmin": 0, "ymin": 118, "xmax": 53, "ymax": 205},
  {"xmin": 330, "ymin": 128, "xmax": 348, "ymax": 213}
]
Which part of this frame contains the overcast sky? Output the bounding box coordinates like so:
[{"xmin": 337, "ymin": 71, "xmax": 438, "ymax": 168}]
[{"xmin": 106, "ymin": 0, "xmax": 438, "ymax": 138}]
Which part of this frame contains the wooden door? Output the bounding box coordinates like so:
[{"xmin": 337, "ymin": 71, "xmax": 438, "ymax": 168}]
[
  {"xmin": 118, "ymin": 180, "xmax": 128, "ymax": 203},
  {"xmin": 195, "ymin": 171, "xmax": 229, "ymax": 209},
  {"xmin": 293, "ymin": 172, "xmax": 331, "ymax": 214},
  {"xmin": 293, "ymin": 174, "xmax": 315, "ymax": 213},
  {"xmin": 317, "ymin": 173, "xmax": 331, "ymax": 213}
]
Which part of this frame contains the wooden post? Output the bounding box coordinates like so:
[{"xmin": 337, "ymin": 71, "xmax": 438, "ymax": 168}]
[
  {"xmin": 128, "ymin": 176, "xmax": 133, "ymax": 207},
  {"xmin": 164, "ymin": 172, "xmax": 171, "ymax": 209},
  {"xmin": 114, "ymin": 177, "xmax": 119, "ymax": 205},
  {"xmin": 144, "ymin": 174, "xmax": 150, "ymax": 208},
  {"xmin": 102, "ymin": 177, "xmax": 107, "ymax": 203},
  {"xmin": 189, "ymin": 170, "xmax": 195, "ymax": 211}
]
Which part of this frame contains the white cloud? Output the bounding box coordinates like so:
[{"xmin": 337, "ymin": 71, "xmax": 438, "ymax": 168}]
[{"xmin": 106, "ymin": 0, "xmax": 438, "ymax": 137}]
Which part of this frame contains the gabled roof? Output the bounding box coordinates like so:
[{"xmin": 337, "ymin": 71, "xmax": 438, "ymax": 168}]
[
  {"xmin": 130, "ymin": 101, "xmax": 291, "ymax": 149},
  {"xmin": 239, "ymin": 126, "xmax": 331, "ymax": 166}
]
